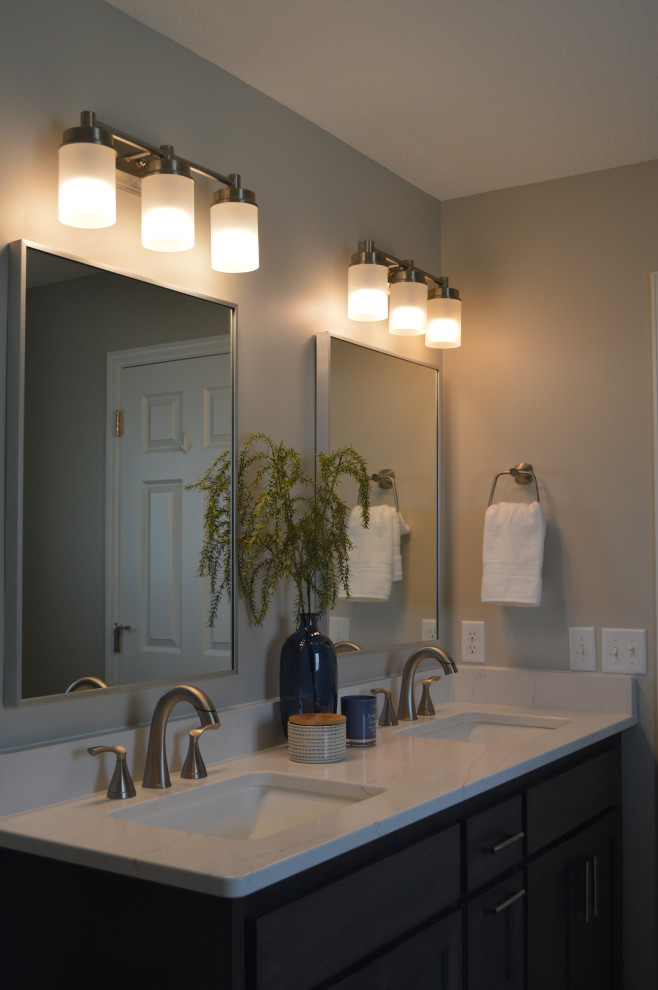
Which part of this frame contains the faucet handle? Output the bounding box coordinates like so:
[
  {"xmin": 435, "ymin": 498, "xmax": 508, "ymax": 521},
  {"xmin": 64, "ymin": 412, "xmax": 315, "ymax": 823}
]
[
  {"xmin": 370, "ymin": 688, "xmax": 398, "ymax": 726},
  {"xmin": 417, "ymin": 676, "xmax": 442, "ymax": 717},
  {"xmin": 88, "ymin": 745, "xmax": 136, "ymax": 800},
  {"xmin": 181, "ymin": 721, "xmax": 221, "ymax": 780}
]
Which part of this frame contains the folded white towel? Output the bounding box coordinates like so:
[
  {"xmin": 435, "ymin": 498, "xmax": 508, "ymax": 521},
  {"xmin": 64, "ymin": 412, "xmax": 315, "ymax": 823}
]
[
  {"xmin": 339, "ymin": 505, "xmax": 402, "ymax": 602},
  {"xmin": 481, "ymin": 501, "xmax": 546, "ymax": 606}
]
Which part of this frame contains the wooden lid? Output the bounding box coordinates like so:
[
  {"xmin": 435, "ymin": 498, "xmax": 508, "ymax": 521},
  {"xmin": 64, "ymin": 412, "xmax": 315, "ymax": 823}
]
[{"xmin": 288, "ymin": 713, "xmax": 346, "ymax": 726}]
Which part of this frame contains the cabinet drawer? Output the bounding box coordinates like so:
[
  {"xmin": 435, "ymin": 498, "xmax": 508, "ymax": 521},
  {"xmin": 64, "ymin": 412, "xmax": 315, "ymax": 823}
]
[
  {"xmin": 249, "ymin": 824, "xmax": 460, "ymax": 990},
  {"xmin": 526, "ymin": 746, "xmax": 621, "ymax": 854},
  {"xmin": 465, "ymin": 794, "xmax": 524, "ymax": 891}
]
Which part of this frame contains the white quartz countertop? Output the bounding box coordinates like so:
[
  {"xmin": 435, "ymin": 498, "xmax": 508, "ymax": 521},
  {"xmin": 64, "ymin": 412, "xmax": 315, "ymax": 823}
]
[{"xmin": 0, "ymin": 668, "xmax": 636, "ymax": 898}]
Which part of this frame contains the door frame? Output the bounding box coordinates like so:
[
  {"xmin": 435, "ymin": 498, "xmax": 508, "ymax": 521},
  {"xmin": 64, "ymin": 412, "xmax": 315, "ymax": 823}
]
[
  {"xmin": 104, "ymin": 336, "xmax": 230, "ymax": 684},
  {"xmin": 647, "ymin": 272, "xmax": 658, "ymax": 728}
]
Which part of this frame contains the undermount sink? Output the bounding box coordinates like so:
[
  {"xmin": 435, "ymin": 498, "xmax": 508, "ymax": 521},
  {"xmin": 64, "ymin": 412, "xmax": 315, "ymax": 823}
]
[
  {"xmin": 110, "ymin": 771, "xmax": 385, "ymax": 841},
  {"xmin": 395, "ymin": 711, "xmax": 570, "ymax": 745}
]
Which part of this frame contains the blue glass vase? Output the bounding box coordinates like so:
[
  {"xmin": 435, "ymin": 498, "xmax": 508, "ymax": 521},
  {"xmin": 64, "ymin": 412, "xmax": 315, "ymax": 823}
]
[{"xmin": 279, "ymin": 613, "xmax": 337, "ymax": 735}]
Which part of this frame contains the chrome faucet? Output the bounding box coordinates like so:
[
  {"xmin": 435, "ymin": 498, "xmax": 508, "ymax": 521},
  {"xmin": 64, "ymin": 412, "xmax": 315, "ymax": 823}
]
[
  {"xmin": 398, "ymin": 646, "xmax": 458, "ymax": 721},
  {"xmin": 142, "ymin": 685, "xmax": 220, "ymax": 788}
]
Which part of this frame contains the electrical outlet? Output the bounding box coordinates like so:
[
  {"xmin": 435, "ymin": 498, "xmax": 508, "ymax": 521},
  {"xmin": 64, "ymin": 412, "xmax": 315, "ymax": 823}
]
[
  {"xmin": 601, "ymin": 628, "xmax": 647, "ymax": 674},
  {"xmin": 422, "ymin": 619, "xmax": 437, "ymax": 640},
  {"xmin": 461, "ymin": 620, "xmax": 485, "ymax": 663},
  {"xmin": 329, "ymin": 616, "xmax": 350, "ymax": 643},
  {"xmin": 568, "ymin": 627, "xmax": 597, "ymax": 671}
]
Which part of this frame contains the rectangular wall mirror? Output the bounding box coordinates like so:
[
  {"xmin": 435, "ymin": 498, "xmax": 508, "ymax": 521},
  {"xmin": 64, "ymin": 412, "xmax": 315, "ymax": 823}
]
[
  {"xmin": 5, "ymin": 242, "xmax": 235, "ymax": 703},
  {"xmin": 316, "ymin": 333, "xmax": 439, "ymax": 652}
]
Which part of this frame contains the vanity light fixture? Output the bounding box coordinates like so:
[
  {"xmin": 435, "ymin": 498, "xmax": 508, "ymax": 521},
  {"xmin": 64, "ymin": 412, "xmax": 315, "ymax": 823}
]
[
  {"xmin": 58, "ymin": 111, "xmax": 259, "ymax": 273},
  {"xmin": 347, "ymin": 240, "xmax": 461, "ymax": 347}
]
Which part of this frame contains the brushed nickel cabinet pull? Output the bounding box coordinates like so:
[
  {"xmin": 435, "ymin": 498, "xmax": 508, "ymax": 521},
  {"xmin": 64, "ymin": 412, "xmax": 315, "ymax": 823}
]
[
  {"xmin": 485, "ymin": 887, "xmax": 526, "ymax": 915},
  {"xmin": 483, "ymin": 830, "xmax": 525, "ymax": 855},
  {"xmin": 591, "ymin": 855, "xmax": 599, "ymax": 919}
]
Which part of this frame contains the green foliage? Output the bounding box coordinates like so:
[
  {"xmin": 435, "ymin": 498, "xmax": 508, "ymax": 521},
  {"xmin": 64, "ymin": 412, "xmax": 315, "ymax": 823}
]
[
  {"xmin": 186, "ymin": 447, "xmax": 232, "ymax": 628},
  {"xmin": 188, "ymin": 432, "xmax": 371, "ymax": 627}
]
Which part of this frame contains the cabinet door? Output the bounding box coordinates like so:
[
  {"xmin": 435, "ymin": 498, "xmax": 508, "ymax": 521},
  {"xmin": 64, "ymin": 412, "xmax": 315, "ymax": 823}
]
[
  {"xmin": 329, "ymin": 911, "xmax": 461, "ymax": 990},
  {"xmin": 250, "ymin": 826, "xmax": 460, "ymax": 990},
  {"xmin": 526, "ymin": 809, "xmax": 621, "ymax": 990},
  {"xmin": 465, "ymin": 870, "xmax": 525, "ymax": 990}
]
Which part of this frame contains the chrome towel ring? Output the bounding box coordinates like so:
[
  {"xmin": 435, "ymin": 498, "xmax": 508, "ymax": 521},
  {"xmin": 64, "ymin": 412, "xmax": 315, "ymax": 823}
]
[{"xmin": 488, "ymin": 462, "xmax": 539, "ymax": 506}]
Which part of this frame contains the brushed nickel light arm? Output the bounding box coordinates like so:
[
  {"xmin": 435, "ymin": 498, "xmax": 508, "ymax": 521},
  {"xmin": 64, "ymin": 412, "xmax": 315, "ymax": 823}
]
[
  {"xmin": 63, "ymin": 111, "xmax": 248, "ymax": 190},
  {"xmin": 58, "ymin": 111, "xmax": 258, "ymax": 272},
  {"xmin": 350, "ymin": 239, "xmax": 454, "ymax": 294},
  {"xmin": 347, "ymin": 239, "xmax": 461, "ymax": 346}
]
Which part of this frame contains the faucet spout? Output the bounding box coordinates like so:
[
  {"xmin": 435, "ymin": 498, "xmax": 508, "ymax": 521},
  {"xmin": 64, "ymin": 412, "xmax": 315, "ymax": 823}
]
[
  {"xmin": 142, "ymin": 685, "xmax": 220, "ymax": 788},
  {"xmin": 398, "ymin": 646, "xmax": 458, "ymax": 721}
]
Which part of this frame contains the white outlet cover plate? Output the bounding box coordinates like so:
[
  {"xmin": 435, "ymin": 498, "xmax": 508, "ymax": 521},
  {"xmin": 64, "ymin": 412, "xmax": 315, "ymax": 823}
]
[
  {"xmin": 601, "ymin": 628, "xmax": 647, "ymax": 675},
  {"xmin": 461, "ymin": 620, "xmax": 485, "ymax": 663},
  {"xmin": 422, "ymin": 619, "xmax": 437, "ymax": 640},
  {"xmin": 329, "ymin": 616, "xmax": 350, "ymax": 643}
]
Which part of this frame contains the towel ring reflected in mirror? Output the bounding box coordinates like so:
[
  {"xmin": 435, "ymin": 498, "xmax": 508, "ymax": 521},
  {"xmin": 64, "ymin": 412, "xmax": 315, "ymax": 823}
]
[
  {"xmin": 488, "ymin": 462, "xmax": 540, "ymax": 506},
  {"xmin": 371, "ymin": 469, "xmax": 399, "ymax": 512}
]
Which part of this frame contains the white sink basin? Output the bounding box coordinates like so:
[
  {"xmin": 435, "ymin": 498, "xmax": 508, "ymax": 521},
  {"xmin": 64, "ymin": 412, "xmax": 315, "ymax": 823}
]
[
  {"xmin": 395, "ymin": 711, "xmax": 570, "ymax": 745},
  {"xmin": 110, "ymin": 771, "xmax": 385, "ymax": 841}
]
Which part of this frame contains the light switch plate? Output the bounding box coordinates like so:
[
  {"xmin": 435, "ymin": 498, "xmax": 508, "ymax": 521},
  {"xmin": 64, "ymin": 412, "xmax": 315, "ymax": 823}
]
[
  {"xmin": 601, "ymin": 628, "xmax": 647, "ymax": 674},
  {"xmin": 568, "ymin": 627, "xmax": 597, "ymax": 671}
]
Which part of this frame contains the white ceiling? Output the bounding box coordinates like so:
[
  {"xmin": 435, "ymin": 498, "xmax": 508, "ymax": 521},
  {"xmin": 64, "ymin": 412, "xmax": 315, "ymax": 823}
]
[{"xmin": 104, "ymin": 0, "xmax": 658, "ymax": 200}]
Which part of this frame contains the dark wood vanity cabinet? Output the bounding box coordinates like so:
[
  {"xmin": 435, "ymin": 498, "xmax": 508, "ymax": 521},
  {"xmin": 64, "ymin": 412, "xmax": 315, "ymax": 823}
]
[
  {"xmin": 526, "ymin": 810, "xmax": 621, "ymax": 990},
  {"xmin": 243, "ymin": 736, "xmax": 621, "ymax": 990},
  {"xmin": 328, "ymin": 911, "xmax": 462, "ymax": 990},
  {"xmin": 1, "ymin": 736, "xmax": 622, "ymax": 990}
]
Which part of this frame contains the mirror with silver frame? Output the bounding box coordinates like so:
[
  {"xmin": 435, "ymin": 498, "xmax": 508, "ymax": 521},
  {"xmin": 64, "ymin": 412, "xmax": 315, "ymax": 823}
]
[
  {"xmin": 316, "ymin": 332, "xmax": 439, "ymax": 652},
  {"xmin": 5, "ymin": 242, "xmax": 235, "ymax": 703}
]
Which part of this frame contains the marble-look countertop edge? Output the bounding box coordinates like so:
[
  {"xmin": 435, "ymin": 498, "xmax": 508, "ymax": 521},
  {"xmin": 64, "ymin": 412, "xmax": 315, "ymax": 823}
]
[{"xmin": 0, "ymin": 700, "xmax": 636, "ymax": 899}]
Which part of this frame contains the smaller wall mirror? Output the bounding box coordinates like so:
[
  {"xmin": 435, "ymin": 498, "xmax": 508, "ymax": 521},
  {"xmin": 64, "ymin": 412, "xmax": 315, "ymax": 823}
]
[
  {"xmin": 316, "ymin": 333, "xmax": 439, "ymax": 652},
  {"xmin": 5, "ymin": 243, "xmax": 235, "ymax": 703}
]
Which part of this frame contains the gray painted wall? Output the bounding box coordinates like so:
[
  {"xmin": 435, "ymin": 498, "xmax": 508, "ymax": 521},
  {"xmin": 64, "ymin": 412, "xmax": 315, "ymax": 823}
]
[
  {"xmin": 0, "ymin": 0, "xmax": 442, "ymax": 748},
  {"xmin": 442, "ymin": 162, "xmax": 658, "ymax": 989}
]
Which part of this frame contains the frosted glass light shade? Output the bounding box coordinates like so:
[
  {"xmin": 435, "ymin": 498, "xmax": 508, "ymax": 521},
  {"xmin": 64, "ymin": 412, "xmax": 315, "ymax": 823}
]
[
  {"xmin": 389, "ymin": 278, "xmax": 427, "ymax": 335},
  {"xmin": 58, "ymin": 141, "xmax": 117, "ymax": 229},
  {"xmin": 348, "ymin": 261, "xmax": 389, "ymax": 321},
  {"xmin": 211, "ymin": 201, "xmax": 259, "ymax": 272},
  {"xmin": 426, "ymin": 295, "xmax": 462, "ymax": 348},
  {"xmin": 141, "ymin": 172, "xmax": 195, "ymax": 252}
]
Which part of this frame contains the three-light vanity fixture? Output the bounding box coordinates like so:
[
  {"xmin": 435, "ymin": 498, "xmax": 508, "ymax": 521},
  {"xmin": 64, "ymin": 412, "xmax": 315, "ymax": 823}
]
[
  {"xmin": 58, "ymin": 111, "xmax": 259, "ymax": 273},
  {"xmin": 347, "ymin": 240, "xmax": 461, "ymax": 347}
]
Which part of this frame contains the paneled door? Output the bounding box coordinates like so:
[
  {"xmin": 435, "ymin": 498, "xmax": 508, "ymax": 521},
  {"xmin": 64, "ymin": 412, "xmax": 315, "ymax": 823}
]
[{"xmin": 106, "ymin": 341, "xmax": 231, "ymax": 685}]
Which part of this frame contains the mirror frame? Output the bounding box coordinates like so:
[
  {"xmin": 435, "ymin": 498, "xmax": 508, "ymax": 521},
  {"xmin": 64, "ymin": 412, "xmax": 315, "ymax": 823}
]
[
  {"xmin": 4, "ymin": 240, "xmax": 238, "ymax": 707},
  {"xmin": 315, "ymin": 331, "xmax": 441, "ymax": 653}
]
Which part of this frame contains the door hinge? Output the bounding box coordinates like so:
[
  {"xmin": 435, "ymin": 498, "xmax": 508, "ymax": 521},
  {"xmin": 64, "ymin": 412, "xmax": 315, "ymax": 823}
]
[{"xmin": 115, "ymin": 409, "xmax": 124, "ymax": 437}]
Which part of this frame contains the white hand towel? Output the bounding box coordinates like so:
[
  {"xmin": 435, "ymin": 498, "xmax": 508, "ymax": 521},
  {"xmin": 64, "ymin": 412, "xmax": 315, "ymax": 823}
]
[
  {"xmin": 339, "ymin": 505, "xmax": 402, "ymax": 602},
  {"xmin": 481, "ymin": 501, "xmax": 546, "ymax": 606}
]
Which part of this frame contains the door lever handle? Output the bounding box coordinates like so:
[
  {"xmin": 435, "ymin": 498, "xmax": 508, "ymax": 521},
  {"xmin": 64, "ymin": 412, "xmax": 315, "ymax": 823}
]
[{"xmin": 113, "ymin": 623, "xmax": 132, "ymax": 653}]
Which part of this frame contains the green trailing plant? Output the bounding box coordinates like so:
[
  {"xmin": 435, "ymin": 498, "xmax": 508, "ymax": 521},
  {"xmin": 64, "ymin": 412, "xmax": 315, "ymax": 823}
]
[
  {"xmin": 186, "ymin": 446, "xmax": 232, "ymax": 628},
  {"xmin": 188, "ymin": 432, "xmax": 370, "ymax": 627}
]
